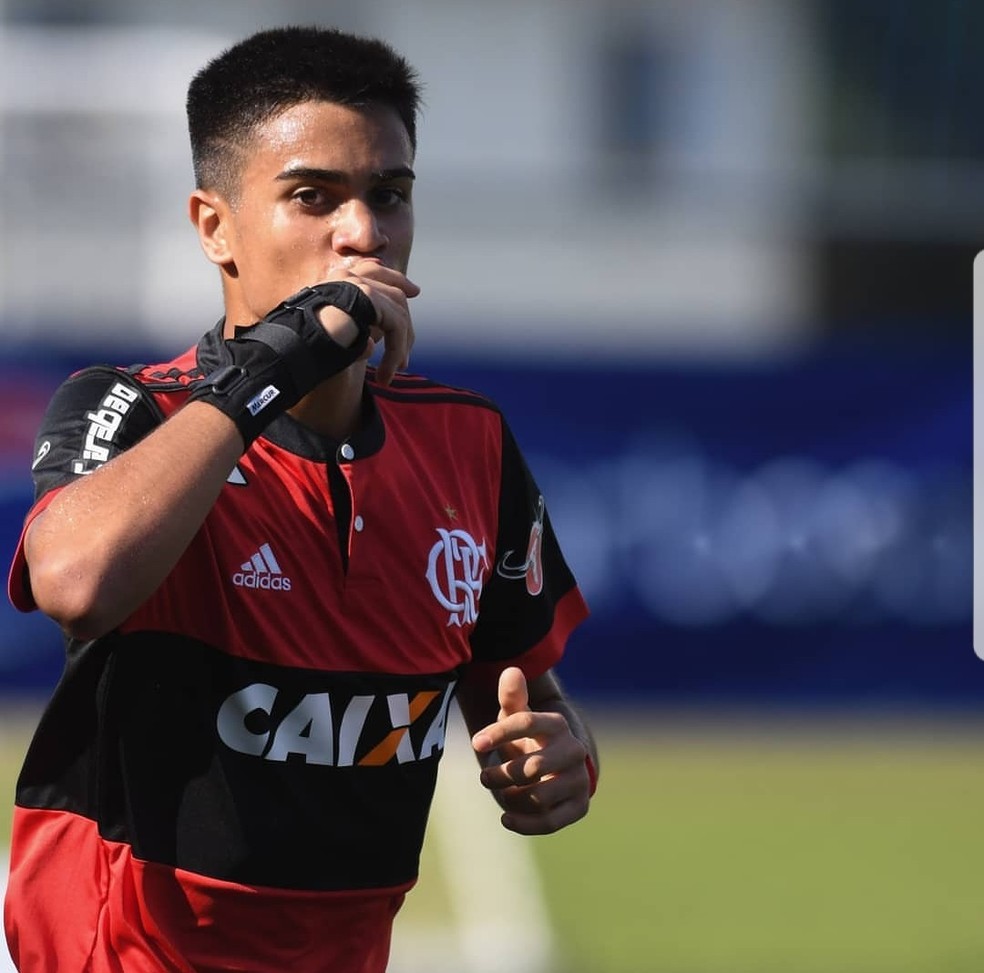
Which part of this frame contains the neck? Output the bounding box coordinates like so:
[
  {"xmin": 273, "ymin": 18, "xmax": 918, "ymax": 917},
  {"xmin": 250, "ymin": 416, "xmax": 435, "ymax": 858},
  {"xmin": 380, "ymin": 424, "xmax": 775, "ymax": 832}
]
[{"xmin": 286, "ymin": 363, "xmax": 367, "ymax": 440}]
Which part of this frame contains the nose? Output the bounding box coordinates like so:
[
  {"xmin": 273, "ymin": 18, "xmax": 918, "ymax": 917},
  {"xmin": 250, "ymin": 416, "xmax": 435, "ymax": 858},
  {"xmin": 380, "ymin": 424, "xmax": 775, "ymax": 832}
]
[{"xmin": 331, "ymin": 198, "xmax": 387, "ymax": 256}]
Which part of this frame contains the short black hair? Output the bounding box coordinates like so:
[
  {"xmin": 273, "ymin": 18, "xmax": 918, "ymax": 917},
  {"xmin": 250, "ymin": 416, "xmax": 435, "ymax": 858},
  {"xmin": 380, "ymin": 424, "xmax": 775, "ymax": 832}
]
[{"xmin": 187, "ymin": 25, "xmax": 421, "ymax": 198}]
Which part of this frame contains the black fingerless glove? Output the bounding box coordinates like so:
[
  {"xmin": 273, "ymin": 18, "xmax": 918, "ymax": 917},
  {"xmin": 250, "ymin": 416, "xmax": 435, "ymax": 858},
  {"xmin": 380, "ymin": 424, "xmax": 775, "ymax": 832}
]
[{"xmin": 188, "ymin": 282, "xmax": 376, "ymax": 446}]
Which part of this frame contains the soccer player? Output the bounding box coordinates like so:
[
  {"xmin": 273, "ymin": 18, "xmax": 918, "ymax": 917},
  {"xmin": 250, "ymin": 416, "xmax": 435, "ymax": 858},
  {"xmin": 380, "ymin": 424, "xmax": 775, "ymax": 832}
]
[{"xmin": 5, "ymin": 25, "xmax": 597, "ymax": 973}]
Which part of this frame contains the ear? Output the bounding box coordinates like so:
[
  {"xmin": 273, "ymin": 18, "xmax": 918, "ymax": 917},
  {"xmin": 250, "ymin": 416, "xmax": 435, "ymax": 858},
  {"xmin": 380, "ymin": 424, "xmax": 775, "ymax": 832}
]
[{"xmin": 189, "ymin": 189, "xmax": 235, "ymax": 269}]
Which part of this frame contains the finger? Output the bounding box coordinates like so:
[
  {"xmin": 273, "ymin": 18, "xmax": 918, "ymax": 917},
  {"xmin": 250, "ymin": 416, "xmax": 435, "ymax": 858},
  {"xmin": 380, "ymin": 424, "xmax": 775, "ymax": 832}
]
[
  {"xmin": 372, "ymin": 303, "xmax": 412, "ymax": 386},
  {"xmin": 497, "ymin": 666, "xmax": 529, "ymax": 720},
  {"xmin": 343, "ymin": 261, "xmax": 420, "ymax": 298},
  {"xmin": 374, "ymin": 341, "xmax": 404, "ymax": 386},
  {"xmin": 481, "ymin": 740, "xmax": 587, "ymax": 791},
  {"xmin": 471, "ymin": 709, "xmax": 567, "ymax": 756},
  {"xmin": 500, "ymin": 795, "xmax": 590, "ymax": 836},
  {"xmin": 480, "ymin": 749, "xmax": 549, "ymax": 791},
  {"xmin": 343, "ymin": 278, "xmax": 412, "ymax": 385},
  {"xmin": 487, "ymin": 772, "xmax": 582, "ymax": 817}
]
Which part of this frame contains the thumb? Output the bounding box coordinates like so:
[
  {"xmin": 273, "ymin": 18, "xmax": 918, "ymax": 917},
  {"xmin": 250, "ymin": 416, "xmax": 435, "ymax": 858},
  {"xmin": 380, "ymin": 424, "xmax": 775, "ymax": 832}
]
[{"xmin": 497, "ymin": 666, "xmax": 530, "ymax": 720}]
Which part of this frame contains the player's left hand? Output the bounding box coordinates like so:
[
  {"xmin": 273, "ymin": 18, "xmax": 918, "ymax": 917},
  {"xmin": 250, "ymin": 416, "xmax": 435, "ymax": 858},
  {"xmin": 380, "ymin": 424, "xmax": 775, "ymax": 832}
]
[{"xmin": 471, "ymin": 667, "xmax": 592, "ymax": 835}]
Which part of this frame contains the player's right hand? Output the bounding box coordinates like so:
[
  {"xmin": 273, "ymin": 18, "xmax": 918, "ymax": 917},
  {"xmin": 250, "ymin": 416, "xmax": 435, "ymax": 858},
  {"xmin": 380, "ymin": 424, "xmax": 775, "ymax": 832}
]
[{"xmin": 317, "ymin": 259, "xmax": 419, "ymax": 386}]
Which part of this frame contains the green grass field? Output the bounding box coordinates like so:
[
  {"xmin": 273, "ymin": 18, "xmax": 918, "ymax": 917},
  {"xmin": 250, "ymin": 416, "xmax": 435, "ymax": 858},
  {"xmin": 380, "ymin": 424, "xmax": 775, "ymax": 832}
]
[
  {"xmin": 0, "ymin": 702, "xmax": 40, "ymax": 846},
  {"xmin": 3, "ymin": 705, "xmax": 984, "ymax": 973},
  {"xmin": 405, "ymin": 708, "xmax": 984, "ymax": 973}
]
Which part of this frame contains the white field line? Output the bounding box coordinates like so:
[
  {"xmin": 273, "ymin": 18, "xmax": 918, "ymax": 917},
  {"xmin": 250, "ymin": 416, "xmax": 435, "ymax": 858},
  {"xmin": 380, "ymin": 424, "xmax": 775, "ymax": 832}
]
[{"xmin": 391, "ymin": 705, "xmax": 555, "ymax": 973}]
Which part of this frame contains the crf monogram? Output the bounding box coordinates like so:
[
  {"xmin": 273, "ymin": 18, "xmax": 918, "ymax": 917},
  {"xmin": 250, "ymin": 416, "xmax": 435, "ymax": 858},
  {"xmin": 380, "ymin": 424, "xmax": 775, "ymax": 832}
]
[
  {"xmin": 425, "ymin": 528, "xmax": 489, "ymax": 626},
  {"xmin": 217, "ymin": 682, "xmax": 456, "ymax": 767}
]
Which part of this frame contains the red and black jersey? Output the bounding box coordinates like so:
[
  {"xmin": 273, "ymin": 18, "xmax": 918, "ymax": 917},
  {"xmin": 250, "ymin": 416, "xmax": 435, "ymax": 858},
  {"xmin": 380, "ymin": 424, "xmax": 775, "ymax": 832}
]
[{"xmin": 5, "ymin": 321, "xmax": 589, "ymax": 973}]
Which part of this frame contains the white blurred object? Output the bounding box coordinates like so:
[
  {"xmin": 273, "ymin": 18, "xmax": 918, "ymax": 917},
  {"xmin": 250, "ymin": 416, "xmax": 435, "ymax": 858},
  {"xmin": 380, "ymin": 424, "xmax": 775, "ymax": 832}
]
[
  {"xmin": 0, "ymin": 1, "xmax": 817, "ymax": 357},
  {"xmin": 390, "ymin": 704, "xmax": 555, "ymax": 973}
]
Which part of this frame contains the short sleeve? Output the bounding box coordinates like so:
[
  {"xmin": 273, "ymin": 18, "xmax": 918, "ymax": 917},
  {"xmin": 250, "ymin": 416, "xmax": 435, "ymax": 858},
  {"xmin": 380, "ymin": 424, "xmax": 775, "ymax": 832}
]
[
  {"xmin": 469, "ymin": 416, "xmax": 589, "ymax": 677},
  {"xmin": 27, "ymin": 366, "xmax": 163, "ymax": 501},
  {"xmin": 7, "ymin": 366, "xmax": 163, "ymax": 611}
]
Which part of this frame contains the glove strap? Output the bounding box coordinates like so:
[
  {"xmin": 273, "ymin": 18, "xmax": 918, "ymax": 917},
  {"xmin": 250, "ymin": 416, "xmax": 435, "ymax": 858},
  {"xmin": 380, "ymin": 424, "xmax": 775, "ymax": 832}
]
[{"xmin": 190, "ymin": 281, "xmax": 377, "ymax": 447}]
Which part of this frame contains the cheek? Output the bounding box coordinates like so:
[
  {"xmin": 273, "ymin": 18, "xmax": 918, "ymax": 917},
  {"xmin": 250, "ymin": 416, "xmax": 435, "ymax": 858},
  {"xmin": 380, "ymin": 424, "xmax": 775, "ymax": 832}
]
[
  {"xmin": 389, "ymin": 213, "xmax": 415, "ymax": 266},
  {"xmin": 248, "ymin": 216, "xmax": 317, "ymax": 275}
]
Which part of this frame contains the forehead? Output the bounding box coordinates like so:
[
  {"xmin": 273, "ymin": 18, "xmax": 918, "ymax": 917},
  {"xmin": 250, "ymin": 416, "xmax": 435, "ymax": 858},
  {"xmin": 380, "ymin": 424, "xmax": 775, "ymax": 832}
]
[{"xmin": 244, "ymin": 100, "xmax": 414, "ymax": 177}]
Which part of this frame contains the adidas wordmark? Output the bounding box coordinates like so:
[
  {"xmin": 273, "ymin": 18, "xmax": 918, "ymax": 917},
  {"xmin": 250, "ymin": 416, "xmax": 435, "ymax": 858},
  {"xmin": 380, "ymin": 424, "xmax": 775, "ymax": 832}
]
[{"xmin": 233, "ymin": 542, "xmax": 292, "ymax": 591}]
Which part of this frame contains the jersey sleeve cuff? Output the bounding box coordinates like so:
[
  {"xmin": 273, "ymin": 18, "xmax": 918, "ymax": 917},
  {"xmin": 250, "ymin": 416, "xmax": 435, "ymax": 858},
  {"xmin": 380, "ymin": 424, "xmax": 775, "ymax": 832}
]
[
  {"xmin": 468, "ymin": 585, "xmax": 590, "ymax": 682},
  {"xmin": 7, "ymin": 490, "xmax": 62, "ymax": 613}
]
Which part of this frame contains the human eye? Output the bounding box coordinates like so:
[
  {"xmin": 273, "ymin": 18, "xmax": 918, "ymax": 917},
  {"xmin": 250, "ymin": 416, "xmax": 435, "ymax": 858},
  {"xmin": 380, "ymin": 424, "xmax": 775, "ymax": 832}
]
[
  {"xmin": 292, "ymin": 187, "xmax": 332, "ymax": 211},
  {"xmin": 370, "ymin": 185, "xmax": 411, "ymax": 209}
]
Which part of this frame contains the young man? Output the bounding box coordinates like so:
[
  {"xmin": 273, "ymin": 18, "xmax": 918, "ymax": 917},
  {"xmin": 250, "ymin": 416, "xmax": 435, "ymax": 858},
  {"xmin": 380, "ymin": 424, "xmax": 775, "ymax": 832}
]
[{"xmin": 5, "ymin": 26, "xmax": 597, "ymax": 973}]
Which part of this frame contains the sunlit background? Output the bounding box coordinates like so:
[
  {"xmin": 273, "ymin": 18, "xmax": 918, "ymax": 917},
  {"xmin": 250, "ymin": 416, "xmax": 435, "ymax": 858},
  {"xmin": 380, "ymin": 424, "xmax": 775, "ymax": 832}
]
[{"xmin": 0, "ymin": 2, "xmax": 978, "ymax": 972}]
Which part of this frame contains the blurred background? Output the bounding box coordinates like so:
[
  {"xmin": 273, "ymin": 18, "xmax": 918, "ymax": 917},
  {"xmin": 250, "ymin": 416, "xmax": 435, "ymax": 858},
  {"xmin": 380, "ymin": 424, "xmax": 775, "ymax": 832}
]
[{"xmin": 0, "ymin": 2, "xmax": 978, "ymax": 972}]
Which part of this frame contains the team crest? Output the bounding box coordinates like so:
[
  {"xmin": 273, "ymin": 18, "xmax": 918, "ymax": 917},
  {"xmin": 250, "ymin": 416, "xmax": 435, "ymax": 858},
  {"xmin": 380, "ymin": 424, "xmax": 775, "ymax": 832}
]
[
  {"xmin": 425, "ymin": 528, "xmax": 489, "ymax": 626},
  {"xmin": 495, "ymin": 494, "xmax": 545, "ymax": 596}
]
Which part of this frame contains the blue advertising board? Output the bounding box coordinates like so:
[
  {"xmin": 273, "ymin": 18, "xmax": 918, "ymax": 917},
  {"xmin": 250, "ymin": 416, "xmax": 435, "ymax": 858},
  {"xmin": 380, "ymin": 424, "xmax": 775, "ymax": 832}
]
[{"xmin": 0, "ymin": 339, "xmax": 974, "ymax": 705}]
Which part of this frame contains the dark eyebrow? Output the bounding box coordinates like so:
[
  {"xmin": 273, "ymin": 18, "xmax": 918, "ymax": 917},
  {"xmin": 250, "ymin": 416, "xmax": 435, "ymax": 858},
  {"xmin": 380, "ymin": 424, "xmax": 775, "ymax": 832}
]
[{"xmin": 275, "ymin": 165, "xmax": 415, "ymax": 184}]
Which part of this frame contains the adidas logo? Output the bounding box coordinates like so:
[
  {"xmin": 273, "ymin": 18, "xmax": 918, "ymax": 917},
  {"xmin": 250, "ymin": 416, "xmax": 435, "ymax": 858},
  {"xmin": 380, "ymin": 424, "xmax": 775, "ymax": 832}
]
[{"xmin": 232, "ymin": 542, "xmax": 293, "ymax": 591}]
